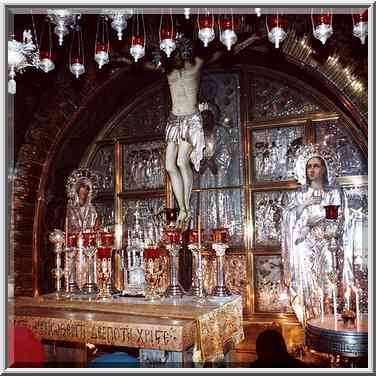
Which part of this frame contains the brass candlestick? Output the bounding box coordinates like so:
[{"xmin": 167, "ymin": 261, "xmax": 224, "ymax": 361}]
[{"xmin": 49, "ymin": 229, "xmax": 65, "ymax": 299}]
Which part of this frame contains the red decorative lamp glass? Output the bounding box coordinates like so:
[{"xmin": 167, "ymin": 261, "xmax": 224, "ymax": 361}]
[
  {"xmin": 198, "ymin": 12, "xmax": 215, "ymax": 47},
  {"xmin": 165, "ymin": 229, "xmax": 182, "ymax": 244},
  {"xmin": 69, "ymin": 25, "xmax": 85, "ymax": 78},
  {"xmin": 159, "ymin": 12, "xmax": 176, "ymax": 58},
  {"xmin": 311, "ymin": 11, "xmax": 333, "ymax": 45},
  {"xmin": 266, "ymin": 15, "xmax": 288, "ymax": 48},
  {"xmin": 97, "ymin": 247, "xmax": 112, "ymax": 259},
  {"xmin": 101, "ymin": 232, "xmax": 114, "ymax": 247},
  {"xmin": 68, "ymin": 233, "xmax": 78, "ymax": 247},
  {"xmin": 324, "ymin": 205, "xmax": 340, "ymax": 220},
  {"xmin": 165, "ymin": 208, "xmax": 179, "ymax": 227},
  {"xmin": 188, "ymin": 230, "xmax": 198, "ymax": 244},
  {"xmin": 130, "ymin": 35, "xmax": 145, "ymax": 62},
  {"xmin": 144, "ymin": 247, "xmax": 159, "ymax": 260},
  {"xmin": 219, "ymin": 16, "xmax": 237, "ymax": 51},
  {"xmin": 211, "ymin": 228, "xmax": 229, "ymax": 244},
  {"xmin": 352, "ymin": 10, "xmax": 368, "ymax": 45}
]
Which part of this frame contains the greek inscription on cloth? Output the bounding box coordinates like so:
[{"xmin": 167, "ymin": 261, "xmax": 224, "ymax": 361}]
[{"xmin": 13, "ymin": 316, "xmax": 181, "ymax": 350}]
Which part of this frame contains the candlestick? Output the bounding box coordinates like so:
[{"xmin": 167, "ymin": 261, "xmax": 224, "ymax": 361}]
[
  {"xmin": 319, "ymin": 286, "xmax": 324, "ymax": 322},
  {"xmin": 197, "ymin": 215, "xmax": 201, "ymax": 249},
  {"xmin": 345, "ymin": 285, "xmax": 351, "ymax": 310},
  {"xmin": 333, "ymin": 286, "xmax": 337, "ymax": 329},
  {"xmin": 353, "ymin": 284, "xmax": 360, "ymax": 330},
  {"xmin": 65, "ymin": 216, "xmax": 68, "ymax": 248}
]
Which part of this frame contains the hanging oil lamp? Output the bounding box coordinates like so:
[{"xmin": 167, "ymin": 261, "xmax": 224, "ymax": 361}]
[
  {"xmin": 47, "ymin": 9, "xmax": 78, "ymax": 46},
  {"xmin": 312, "ymin": 9, "xmax": 333, "ymax": 45},
  {"xmin": 130, "ymin": 10, "xmax": 146, "ymax": 62},
  {"xmin": 69, "ymin": 23, "xmax": 85, "ymax": 78},
  {"xmin": 104, "ymin": 9, "xmax": 133, "ymax": 41},
  {"xmin": 159, "ymin": 10, "xmax": 176, "ymax": 58},
  {"xmin": 198, "ymin": 10, "xmax": 215, "ymax": 47},
  {"xmin": 352, "ymin": 10, "xmax": 368, "ymax": 45},
  {"xmin": 38, "ymin": 18, "xmax": 55, "ymax": 73},
  {"xmin": 219, "ymin": 13, "xmax": 237, "ymax": 51},
  {"xmin": 184, "ymin": 8, "xmax": 190, "ymax": 20},
  {"xmin": 94, "ymin": 16, "xmax": 110, "ymax": 69},
  {"xmin": 266, "ymin": 14, "xmax": 287, "ymax": 49}
]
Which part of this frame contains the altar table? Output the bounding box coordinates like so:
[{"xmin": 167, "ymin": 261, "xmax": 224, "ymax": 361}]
[{"xmin": 10, "ymin": 294, "xmax": 244, "ymax": 367}]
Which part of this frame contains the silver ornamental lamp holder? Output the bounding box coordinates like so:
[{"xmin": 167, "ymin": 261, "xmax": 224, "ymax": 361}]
[
  {"xmin": 82, "ymin": 246, "xmax": 99, "ymax": 294},
  {"xmin": 165, "ymin": 230, "xmax": 184, "ymax": 298},
  {"xmin": 47, "ymin": 9, "xmax": 79, "ymax": 46},
  {"xmin": 188, "ymin": 243, "xmax": 206, "ymax": 303},
  {"xmin": 49, "ymin": 229, "xmax": 65, "ymax": 298},
  {"xmin": 8, "ymin": 30, "xmax": 40, "ymax": 95},
  {"xmin": 211, "ymin": 228, "xmax": 231, "ymax": 297},
  {"xmin": 212, "ymin": 243, "xmax": 231, "ymax": 296},
  {"xmin": 187, "ymin": 226, "xmax": 206, "ymax": 300},
  {"xmin": 323, "ymin": 205, "xmax": 343, "ymax": 273},
  {"xmin": 102, "ymin": 9, "xmax": 133, "ymax": 41}
]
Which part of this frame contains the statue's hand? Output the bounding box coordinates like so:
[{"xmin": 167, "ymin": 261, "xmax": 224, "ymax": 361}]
[
  {"xmin": 307, "ymin": 215, "xmax": 323, "ymax": 227},
  {"xmin": 305, "ymin": 196, "xmax": 321, "ymax": 207},
  {"xmin": 295, "ymin": 226, "xmax": 310, "ymax": 245}
]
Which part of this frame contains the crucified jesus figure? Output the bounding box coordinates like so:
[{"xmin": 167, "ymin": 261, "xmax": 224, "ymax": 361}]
[{"xmin": 117, "ymin": 32, "xmax": 262, "ymax": 231}]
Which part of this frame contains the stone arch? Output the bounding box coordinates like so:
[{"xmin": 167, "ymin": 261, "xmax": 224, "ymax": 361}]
[{"xmin": 11, "ymin": 53, "xmax": 367, "ymax": 296}]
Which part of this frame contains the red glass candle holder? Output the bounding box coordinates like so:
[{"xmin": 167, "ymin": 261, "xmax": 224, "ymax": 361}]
[
  {"xmin": 68, "ymin": 234, "xmax": 78, "ymax": 247},
  {"xmin": 40, "ymin": 50, "xmax": 54, "ymax": 61},
  {"xmin": 95, "ymin": 43, "xmax": 109, "ymax": 54},
  {"xmin": 220, "ymin": 18, "xmax": 233, "ymax": 30},
  {"xmin": 324, "ymin": 205, "xmax": 340, "ymax": 220},
  {"xmin": 101, "ymin": 232, "xmax": 114, "ymax": 247},
  {"xmin": 160, "ymin": 29, "xmax": 175, "ymax": 40},
  {"xmin": 71, "ymin": 57, "xmax": 83, "ymax": 65},
  {"xmin": 211, "ymin": 228, "xmax": 229, "ymax": 244},
  {"xmin": 144, "ymin": 247, "xmax": 159, "ymax": 260},
  {"xmin": 97, "ymin": 247, "xmax": 112, "ymax": 259},
  {"xmin": 165, "ymin": 208, "xmax": 179, "ymax": 227},
  {"xmin": 165, "ymin": 229, "xmax": 182, "ymax": 244},
  {"xmin": 267, "ymin": 15, "xmax": 288, "ymax": 29},
  {"xmin": 312, "ymin": 14, "xmax": 332, "ymax": 26},
  {"xmin": 131, "ymin": 35, "xmax": 144, "ymax": 46},
  {"xmin": 353, "ymin": 10, "xmax": 368, "ymax": 24},
  {"xmin": 82, "ymin": 232, "xmax": 91, "ymax": 247},
  {"xmin": 188, "ymin": 230, "xmax": 198, "ymax": 244},
  {"xmin": 199, "ymin": 15, "xmax": 213, "ymax": 29}
]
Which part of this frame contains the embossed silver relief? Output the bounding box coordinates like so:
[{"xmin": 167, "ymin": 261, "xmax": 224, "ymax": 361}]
[
  {"xmin": 190, "ymin": 189, "xmax": 244, "ymax": 247},
  {"xmin": 255, "ymin": 256, "xmax": 290, "ymax": 313},
  {"xmin": 315, "ymin": 121, "xmax": 367, "ymax": 176},
  {"xmin": 107, "ymin": 89, "xmax": 168, "ymax": 139},
  {"xmin": 254, "ymin": 191, "xmax": 293, "ymax": 246},
  {"xmin": 253, "ymin": 77, "xmax": 322, "ymax": 120},
  {"xmin": 343, "ymin": 186, "xmax": 368, "ymax": 313},
  {"xmin": 124, "ymin": 141, "xmax": 165, "ymax": 191},
  {"xmin": 95, "ymin": 202, "xmax": 115, "ymax": 230},
  {"xmin": 123, "ymin": 198, "xmax": 166, "ymax": 246},
  {"xmin": 89, "ymin": 146, "xmax": 114, "ymax": 191},
  {"xmin": 195, "ymin": 73, "xmax": 242, "ymax": 189},
  {"xmin": 252, "ymin": 126, "xmax": 304, "ymax": 182}
]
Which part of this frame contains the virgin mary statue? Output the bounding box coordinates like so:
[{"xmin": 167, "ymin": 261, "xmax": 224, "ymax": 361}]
[{"xmin": 281, "ymin": 144, "xmax": 354, "ymax": 324}]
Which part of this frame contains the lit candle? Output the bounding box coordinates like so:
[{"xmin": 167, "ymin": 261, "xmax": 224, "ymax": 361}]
[
  {"xmin": 353, "ymin": 284, "xmax": 360, "ymax": 330},
  {"xmin": 345, "ymin": 285, "xmax": 351, "ymax": 310},
  {"xmin": 65, "ymin": 216, "xmax": 68, "ymax": 248},
  {"xmin": 198, "ymin": 215, "xmax": 201, "ymax": 249},
  {"xmin": 319, "ymin": 286, "xmax": 324, "ymax": 322},
  {"xmin": 333, "ymin": 285, "xmax": 337, "ymax": 329}
]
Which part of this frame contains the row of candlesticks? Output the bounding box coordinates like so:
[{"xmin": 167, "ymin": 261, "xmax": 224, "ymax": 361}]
[
  {"xmin": 49, "ymin": 211, "xmax": 232, "ymax": 301},
  {"xmin": 319, "ymin": 282, "xmax": 362, "ymax": 331}
]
